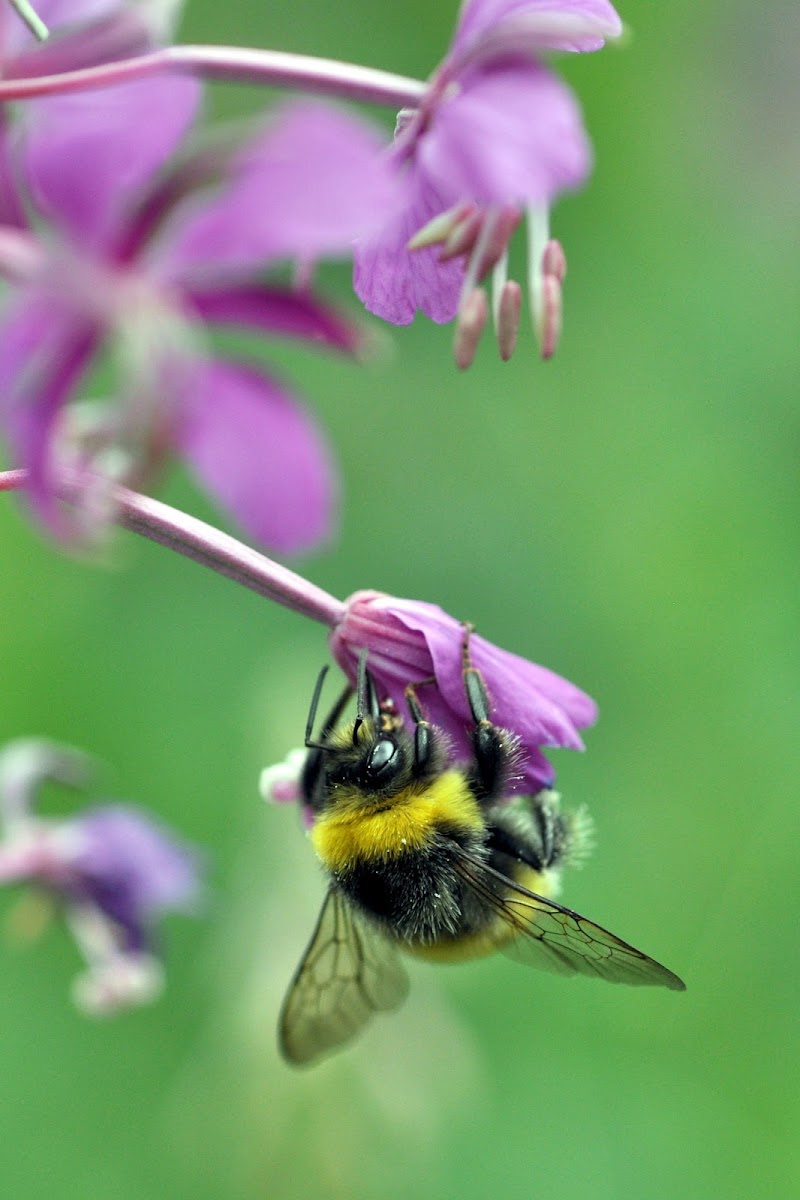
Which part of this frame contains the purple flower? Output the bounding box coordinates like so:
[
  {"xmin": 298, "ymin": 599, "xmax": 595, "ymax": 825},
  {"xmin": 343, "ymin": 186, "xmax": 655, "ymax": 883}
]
[
  {"xmin": 0, "ymin": 737, "xmax": 202, "ymax": 1014},
  {"xmin": 329, "ymin": 590, "xmax": 597, "ymax": 794},
  {"xmin": 0, "ymin": 78, "xmax": 395, "ymax": 550},
  {"xmin": 0, "ymin": 0, "xmax": 162, "ymax": 227},
  {"xmin": 353, "ymin": 0, "xmax": 621, "ymax": 365},
  {"xmin": 261, "ymin": 590, "xmax": 595, "ymax": 813}
]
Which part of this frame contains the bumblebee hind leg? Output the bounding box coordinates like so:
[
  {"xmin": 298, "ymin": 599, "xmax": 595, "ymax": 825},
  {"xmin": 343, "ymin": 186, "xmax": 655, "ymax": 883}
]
[{"xmin": 486, "ymin": 790, "xmax": 595, "ymax": 873}]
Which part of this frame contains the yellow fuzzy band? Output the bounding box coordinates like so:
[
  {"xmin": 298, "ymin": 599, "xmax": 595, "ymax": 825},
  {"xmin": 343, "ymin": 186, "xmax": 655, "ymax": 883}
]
[{"xmin": 311, "ymin": 770, "xmax": 484, "ymax": 872}]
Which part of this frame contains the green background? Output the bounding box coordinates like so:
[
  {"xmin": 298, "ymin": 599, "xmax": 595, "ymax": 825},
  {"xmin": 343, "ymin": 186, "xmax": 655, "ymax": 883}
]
[{"xmin": 1, "ymin": 1, "xmax": 799, "ymax": 1197}]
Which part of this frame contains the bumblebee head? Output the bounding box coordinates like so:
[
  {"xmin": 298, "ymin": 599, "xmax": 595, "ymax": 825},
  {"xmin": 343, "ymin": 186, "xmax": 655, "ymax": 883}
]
[
  {"xmin": 314, "ymin": 716, "xmax": 415, "ymax": 808},
  {"xmin": 300, "ymin": 654, "xmax": 441, "ymax": 815}
]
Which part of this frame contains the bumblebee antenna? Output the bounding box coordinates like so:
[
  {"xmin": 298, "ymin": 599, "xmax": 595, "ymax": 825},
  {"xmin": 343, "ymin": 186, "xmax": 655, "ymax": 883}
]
[{"xmin": 305, "ymin": 665, "xmax": 329, "ymax": 748}]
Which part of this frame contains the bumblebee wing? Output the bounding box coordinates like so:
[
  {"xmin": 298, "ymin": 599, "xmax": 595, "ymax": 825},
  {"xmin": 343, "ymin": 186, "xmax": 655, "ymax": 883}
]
[
  {"xmin": 455, "ymin": 851, "xmax": 685, "ymax": 991},
  {"xmin": 279, "ymin": 886, "xmax": 410, "ymax": 1066}
]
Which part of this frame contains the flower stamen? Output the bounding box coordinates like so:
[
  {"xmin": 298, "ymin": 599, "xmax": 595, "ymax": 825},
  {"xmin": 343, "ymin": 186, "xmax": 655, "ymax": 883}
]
[
  {"xmin": 495, "ymin": 278, "xmax": 522, "ymax": 362},
  {"xmin": 454, "ymin": 287, "xmax": 488, "ymax": 370},
  {"xmin": 527, "ymin": 206, "xmax": 567, "ymax": 360},
  {"xmin": 406, "ymin": 202, "xmax": 476, "ymax": 252},
  {"xmin": 410, "ymin": 200, "xmax": 569, "ymax": 365}
]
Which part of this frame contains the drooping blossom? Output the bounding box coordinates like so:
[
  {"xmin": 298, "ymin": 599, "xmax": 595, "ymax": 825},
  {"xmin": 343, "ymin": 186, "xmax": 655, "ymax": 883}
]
[
  {"xmin": 353, "ymin": 0, "xmax": 622, "ymax": 365},
  {"xmin": 261, "ymin": 587, "xmax": 596, "ymax": 810},
  {"xmin": 0, "ymin": 0, "xmax": 167, "ymax": 226},
  {"xmin": 330, "ymin": 589, "xmax": 596, "ymax": 792},
  {"xmin": 0, "ymin": 76, "xmax": 396, "ymax": 549},
  {"xmin": 0, "ymin": 737, "xmax": 202, "ymax": 1014}
]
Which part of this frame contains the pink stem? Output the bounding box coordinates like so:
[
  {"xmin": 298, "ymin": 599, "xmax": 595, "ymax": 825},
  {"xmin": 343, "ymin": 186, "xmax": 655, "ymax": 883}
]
[
  {"xmin": 0, "ymin": 44, "xmax": 427, "ymax": 107},
  {"xmin": 0, "ymin": 469, "xmax": 345, "ymax": 628}
]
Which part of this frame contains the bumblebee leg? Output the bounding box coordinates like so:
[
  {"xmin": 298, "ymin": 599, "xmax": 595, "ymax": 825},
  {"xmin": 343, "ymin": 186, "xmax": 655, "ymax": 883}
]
[
  {"xmin": 486, "ymin": 793, "xmax": 557, "ymax": 871},
  {"xmin": 460, "ymin": 623, "xmax": 491, "ymax": 720},
  {"xmin": 461, "ymin": 625, "xmax": 511, "ymax": 804},
  {"xmin": 302, "ymin": 669, "xmax": 353, "ymax": 811},
  {"xmin": 486, "ymin": 791, "xmax": 589, "ymax": 872},
  {"xmin": 319, "ymin": 683, "xmax": 353, "ymax": 737},
  {"xmin": 305, "ymin": 667, "xmax": 353, "ymax": 748},
  {"xmin": 353, "ymin": 649, "xmax": 382, "ymax": 744},
  {"xmin": 404, "ymin": 681, "xmax": 437, "ymax": 776}
]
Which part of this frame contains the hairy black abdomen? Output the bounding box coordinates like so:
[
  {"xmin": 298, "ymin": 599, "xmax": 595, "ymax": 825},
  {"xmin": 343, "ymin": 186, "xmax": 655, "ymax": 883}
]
[{"xmin": 335, "ymin": 841, "xmax": 475, "ymax": 944}]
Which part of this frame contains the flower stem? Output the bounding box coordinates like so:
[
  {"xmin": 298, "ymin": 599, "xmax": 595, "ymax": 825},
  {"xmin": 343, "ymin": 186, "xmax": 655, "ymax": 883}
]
[
  {"xmin": 0, "ymin": 469, "xmax": 345, "ymax": 628},
  {"xmin": 0, "ymin": 44, "xmax": 426, "ymax": 107}
]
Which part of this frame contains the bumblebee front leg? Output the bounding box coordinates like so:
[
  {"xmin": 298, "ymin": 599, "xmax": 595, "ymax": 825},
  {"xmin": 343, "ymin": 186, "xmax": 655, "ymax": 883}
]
[
  {"xmin": 404, "ymin": 679, "xmax": 439, "ymax": 779},
  {"xmin": 461, "ymin": 625, "xmax": 513, "ymax": 805}
]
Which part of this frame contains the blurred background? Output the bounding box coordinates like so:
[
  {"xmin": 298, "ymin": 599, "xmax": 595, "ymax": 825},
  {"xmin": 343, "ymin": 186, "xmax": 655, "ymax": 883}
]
[{"xmin": 1, "ymin": 0, "xmax": 799, "ymax": 1196}]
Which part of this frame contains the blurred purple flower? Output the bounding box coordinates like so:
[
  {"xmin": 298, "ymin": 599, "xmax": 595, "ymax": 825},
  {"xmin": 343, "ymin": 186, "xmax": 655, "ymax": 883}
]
[
  {"xmin": 0, "ymin": 0, "xmax": 165, "ymax": 227},
  {"xmin": 353, "ymin": 0, "xmax": 621, "ymax": 364},
  {"xmin": 329, "ymin": 589, "xmax": 597, "ymax": 793},
  {"xmin": 0, "ymin": 737, "xmax": 202, "ymax": 1014},
  {"xmin": 0, "ymin": 77, "xmax": 395, "ymax": 550}
]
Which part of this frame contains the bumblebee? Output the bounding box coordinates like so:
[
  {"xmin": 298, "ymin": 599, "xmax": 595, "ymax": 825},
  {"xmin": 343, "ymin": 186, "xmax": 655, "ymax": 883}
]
[{"xmin": 280, "ymin": 632, "xmax": 685, "ymax": 1066}]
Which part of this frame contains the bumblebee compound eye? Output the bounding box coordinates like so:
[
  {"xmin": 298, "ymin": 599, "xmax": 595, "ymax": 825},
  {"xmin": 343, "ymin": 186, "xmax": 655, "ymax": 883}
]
[{"xmin": 365, "ymin": 738, "xmax": 400, "ymax": 783}]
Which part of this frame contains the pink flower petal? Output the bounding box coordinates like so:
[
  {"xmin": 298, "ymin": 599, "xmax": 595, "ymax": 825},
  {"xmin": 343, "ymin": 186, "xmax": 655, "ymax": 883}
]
[
  {"xmin": 0, "ymin": 291, "xmax": 57, "ymax": 406},
  {"xmin": 20, "ymin": 76, "xmax": 201, "ymax": 250},
  {"xmin": 8, "ymin": 9, "xmax": 154, "ymax": 79},
  {"xmin": 15, "ymin": 0, "xmax": 124, "ymax": 32},
  {"xmin": 0, "ymin": 291, "xmax": 96, "ymax": 537},
  {"xmin": 453, "ymin": 0, "xmax": 622, "ymax": 59},
  {"xmin": 381, "ymin": 597, "xmax": 596, "ymax": 742},
  {"xmin": 353, "ymin": 173, "xmax": 465, "ymax": 324},
  {"xmin": 159, "ymin": 101, "xmax": 398, "ymax": 280},
  {"xmin": 420, "ymin": 63, "xmax": 591, "ymax": 206},
  {"xmin": 0, "ymin": 120, "xmax": 27, "ymax": 229},
  {"xmin": 178, "ymin": 358, "xmax": 338, "ymax": 554},
  {"xmin": 0, "ymin": 0, "xmax": 128, "ymax": 62},
  {"xmin": 184, "ymin": 283, "xmax": 364, "ymax": 354}
]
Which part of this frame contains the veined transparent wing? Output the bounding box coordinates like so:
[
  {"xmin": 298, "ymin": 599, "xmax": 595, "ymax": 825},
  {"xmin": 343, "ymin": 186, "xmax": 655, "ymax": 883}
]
[
  {"xmin": 455, "ymin": 852, "xmax": 685, "ymax": 991},
  {"xmin": 279, "ymin": 887, "xmax": 410, "ymax": 1065}
]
